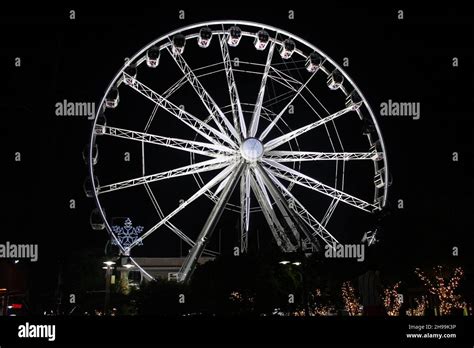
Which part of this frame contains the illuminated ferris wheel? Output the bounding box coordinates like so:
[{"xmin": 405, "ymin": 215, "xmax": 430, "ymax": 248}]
[{"xmin": 86, "ymin": 20, "xmax": 389, "ymax": 282}]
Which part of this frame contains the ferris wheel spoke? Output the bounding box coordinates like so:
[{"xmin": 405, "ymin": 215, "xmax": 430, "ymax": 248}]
[
  {"xmin": 166, "ymin": 46, "xmax": 241, "ymax": 144},
  {"xmin": 97, "ymin": 157, "xmax": 234, "ymax": 195},
  {"xmin": 263, "ymin": 159, "xmax": 376, "ymax": 212},
  {"xmin": 248, "ymin": 39, "xmax": 276, "ymax": 137},
  {"xmin": 262, "ymin": 89, "xmax": 295, "ymax": 108},
  {"xmin": 249, "ymin": 171, "xmax": 295, "ymax": 252},
  {"xmin": 271, "ymin": 66, "xmax": 336, "ymax": 121},
  {"xmin": 143, "ymin": 182, "xmax": 195, "ymax": 247},
  {"xmin": 275, "ymin": 81, "xmax": 342, "ymax": 144},
  {"xmin": 320, "ymin": 198, "xmax": 339, "ymax": 230},
  {"xmin": 97, "ymin": 125, "xmax": 235, "ymax": 158},
  {"xmin": 253, "ymin": 166, "xmax": 303, "ymax": 248},
  {"xmin": 128, "ymin": 162, "xmax": 240, "ymax": 251},
  {"xmin": 265, "ymin": 150, "xmax": 380, "ymax": 162},
  {"xmin": 239, "ymin": 167, "xmax": 251, "ymax": 253},
  {"xmin": 144, "ymin": 182, "xmax": 220, "ymax": 257},
  {"xmin": 212, "ymin": 175, "xmax": 230, "ymax": 197},
  {"xmin": 123, "ymin": 73, "xmax": 236, "ymax": 148},
  {"xmin": 253, "ymin": 166, "xmax": 272, "ymax": 207},
  {"xmin": 144, "ymin": 74, "xmax": 188, "ymax": 133},
  {"xmin": 262, "ymin": 167, "xmax": 340, "ymax": 249},
  {"xmin": 265, "ymin": 74, "xmax": 321, "ymax": 115},
  {"xmin": 268, "ymin": 67, "xmax": 337, "ymax": 128},
  {"xmin": 179, "ymin": 162, "xmax": 244, "ymax": 282},
  {"xmin": 259, "ymin": 71, "xmax": 316, "ymax": 141},
  {"xmin": 268, "ymin": 72, "xmax": 298, "ymax": 92},
  {"xmin": 219, "ymin": 33, "xmax": 247, "ymax": 139},
  {"xmin": 271, "ymin": 65, "xmax": 305, "ymax": 89},
  {"xmin": 264, "ymin": 105, "xmax": 355, "ymax": 151}
]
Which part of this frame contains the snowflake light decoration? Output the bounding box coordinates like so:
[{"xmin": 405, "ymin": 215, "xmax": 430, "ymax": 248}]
[{"xmin": 111, "ymin": 218, "xmax": 144, "ymax": 249}]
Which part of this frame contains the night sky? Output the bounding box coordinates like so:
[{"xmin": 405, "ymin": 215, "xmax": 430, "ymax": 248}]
[{"xmin": 3, "ymin": 4, "xmax": 473, "ymax": 289}]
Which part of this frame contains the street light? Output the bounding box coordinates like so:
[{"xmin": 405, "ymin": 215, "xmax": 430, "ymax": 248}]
[
  {"xmin": 122, "ymin": 257, "xmax": 134, "ymax": 269},
  {"xmin": 103, "ymin": 260, "xmax": 116, "ymax": 315},
  {"xmin": 279, "ymin": 258, "xmax": 308, "ymax": 316},
  {"xmin": 120, "ymin": 257, "xmax": 135, "ymax": 295},
  {"xmin": 0, "ymin": 288, "xmax": 7, "ymax": 316}
]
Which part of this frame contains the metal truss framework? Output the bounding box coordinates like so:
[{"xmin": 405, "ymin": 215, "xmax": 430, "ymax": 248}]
[
  {"xmin": 97, "ymin": 157, "xmax": 234, "ymax": 195},
  {"xmin": 90, "ymin": 21, "xmax": 389, "ymax": 283},
  {"xmin": 97, "ymin": 125, "xmax": 236, "ymax": 158},
  {"xmin": 167, "ymin": 46, "xmax": 241, "ymax": 144},
  {"xmin": 219, "ymin": 32, "xmax": 247, "ymax": 139},
  {"xmin": 265, "ymin": 150, "xmax": 381, "ymax": 162}
]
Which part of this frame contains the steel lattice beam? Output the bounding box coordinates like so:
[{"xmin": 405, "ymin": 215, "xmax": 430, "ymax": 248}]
[
  {"xmin": 256, "ymin": 165, "xmax": 322, "ymax": 251},
  {"xmin": 220, "ymin": 33, "xmax": 247, "ymax": 139},
  {"xmin": 178, "ymin": 162, "xmax": 244, "ymax": 282},
  {"xmin": 263, "ymin": 159, "xmax": 376, "ymax": 212},
  {"xmin": 265, "ymin": 151, "xmax": 380, "ymax": 162},
  {"xmin": 264, "ymin": 105, "xmax": 354, "ymax": 151},
  {"xmin": 98, "ymin": 157, "xmax": 233, "ymax": 194},
  {"xmin": 123, "ymin": 73, "xmax": 236, "ymax": 148},
  {"xmin": 259, "ymin": 71, "xmax": 316, "ymax": 141},
  {"xmin": 240, "ymin": 167, "xmax": 251, "ymax": 253},
  {"xmin": 128, "ymin": 163, "xmax": 238, "ymax": 251},
  {"xmin": 263, "ymin": 167, "xmax": 339, "ymax": 249},
  {"xmin": 143, "ymin": 183, "xmax": 195, "ymax": 247},
  {"xmin": 249, "ymin": 171, "xmax": 295, "ymax": 252},
  {"xmin": 167, "ymin": 46, "xmax": 240, "ymax": 144},
  {"xmin": 254, "ymin": 166, "xmax": 302, "ymax": 247},
  {"xmin": 98, "ymin": 125, "xmax": 236, "ymax": 158},
  {"xmin": 249, "ymin": 40, "xmax": 276, "ymax": 137}
]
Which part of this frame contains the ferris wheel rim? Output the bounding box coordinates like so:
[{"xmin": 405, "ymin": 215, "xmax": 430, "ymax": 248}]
[
  {"xmin": 88, "ymin": 19, "xmax": 389, "ymax": 280},
  {"xmin": 90, "ymin": 19, "xmax": 388, "ymax": 204}
]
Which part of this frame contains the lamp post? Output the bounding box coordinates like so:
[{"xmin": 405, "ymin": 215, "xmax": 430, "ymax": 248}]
[
  {"xmin": 293, "ymin": 261, "xmax": 309, "ymax": 317},
  {"xmin": 0, "ymin": 288, "xmax": 7, "ymax": 316},
  {"xmin": 120, "ymin": 257, "xmax": 134, "ymax": 295},
  {"xmin": 103, "ymin": 260, "xmax": 115, "ymax": 315},
  {"xmin": 279, "ymin": 260, "xmax": 308, "ymax": 316}
]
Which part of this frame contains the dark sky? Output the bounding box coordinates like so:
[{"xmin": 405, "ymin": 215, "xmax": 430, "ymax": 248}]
[{"xmin": 3, "ymin": 4, "xmax": 473, "ymax": 284}]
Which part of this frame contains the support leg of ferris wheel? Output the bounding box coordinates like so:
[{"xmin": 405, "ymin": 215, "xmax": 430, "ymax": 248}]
[{"xmin": 178, "ymin": 162, "xmax": 244, "ymax": 283}]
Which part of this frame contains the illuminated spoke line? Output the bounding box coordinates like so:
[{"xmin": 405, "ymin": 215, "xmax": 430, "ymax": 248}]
[
  {"xmin": 98, "ymin": 157, "xmax": 234, "ymax": 194},
  {"xmin": 166, "ymin": 46, "xmax": 240, "ymax": 144},
  {"xmin": 124, "ymin": 73, "xmax": 236, "ymax": 148}
]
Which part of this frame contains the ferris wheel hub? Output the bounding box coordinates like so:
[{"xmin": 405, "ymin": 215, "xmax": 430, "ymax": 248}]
[{"xmin": 241, "ymin": 137, "xmax": 264, "ymax": 161}]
